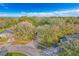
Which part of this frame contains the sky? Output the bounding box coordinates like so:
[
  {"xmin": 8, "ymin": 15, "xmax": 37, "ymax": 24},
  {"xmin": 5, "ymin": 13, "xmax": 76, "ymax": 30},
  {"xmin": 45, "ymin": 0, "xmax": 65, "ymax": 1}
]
[{"xmin": 0, "ymin": 3, "xmax": 79, "ymax": 17}]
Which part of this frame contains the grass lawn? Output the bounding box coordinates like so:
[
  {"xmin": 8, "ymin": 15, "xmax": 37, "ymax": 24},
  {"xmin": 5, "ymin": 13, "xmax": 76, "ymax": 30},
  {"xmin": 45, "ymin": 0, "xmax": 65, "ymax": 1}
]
[
  {"xmin": 5, "ymin": 52, "xmax": 27, "ymax": 56},
  {"xmin": 0, "ymin": 29, "xmax": 5, "ymax": 32}
]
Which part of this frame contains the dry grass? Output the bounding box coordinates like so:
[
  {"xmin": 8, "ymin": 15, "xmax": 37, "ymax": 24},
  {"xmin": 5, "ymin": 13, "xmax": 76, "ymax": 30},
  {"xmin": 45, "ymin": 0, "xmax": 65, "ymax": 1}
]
[
  {"xmin": 14, "ymin": 40, "xmax": 32, "ymax": 45},
  {"xmin": 0, "ymin": 37, "xmax": 8, "ymax": 45}
]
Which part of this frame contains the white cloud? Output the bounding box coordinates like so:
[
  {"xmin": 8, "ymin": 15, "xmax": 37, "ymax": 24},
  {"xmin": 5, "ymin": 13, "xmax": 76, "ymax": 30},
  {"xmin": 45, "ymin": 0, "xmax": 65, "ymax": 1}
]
[
  {"xmin": 0, "ymin": 9, "xmax": 79, "ymax": 17},
  {"xmin": 52, "ymin": 9, "xmax": 79, "ymax": 16},
  {"xmin": 25, "ymin": 9, "xmax": 79, "ymax": 17}
]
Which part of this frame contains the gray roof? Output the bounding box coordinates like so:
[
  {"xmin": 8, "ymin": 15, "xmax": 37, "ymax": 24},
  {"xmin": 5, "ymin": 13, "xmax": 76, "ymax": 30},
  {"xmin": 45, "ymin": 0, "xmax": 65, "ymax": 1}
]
[
  {"xmin": 64, "ymin": 34, "xmax": 79, "ymax": 39},
  {"xmin": 0, "ymin": 29, "xmax": 13, "ymax": 34}
]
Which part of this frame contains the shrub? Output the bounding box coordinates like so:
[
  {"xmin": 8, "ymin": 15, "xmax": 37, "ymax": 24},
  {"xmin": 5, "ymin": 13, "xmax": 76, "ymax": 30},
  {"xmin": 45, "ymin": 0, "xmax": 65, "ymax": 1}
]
[
  {"xmin": 36, "ymin": 24, "xmax": 62, "ymax": 47},
  {"xmin": 13, "ymin": 21, "xmax": 35, "ymax": 44}
]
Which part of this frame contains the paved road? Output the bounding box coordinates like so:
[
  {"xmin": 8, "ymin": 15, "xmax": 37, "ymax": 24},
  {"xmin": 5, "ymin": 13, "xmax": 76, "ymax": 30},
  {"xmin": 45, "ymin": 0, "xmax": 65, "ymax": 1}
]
[{"xmin": 4, "ymin": 40, "xmax": 41, "ymax": 56}]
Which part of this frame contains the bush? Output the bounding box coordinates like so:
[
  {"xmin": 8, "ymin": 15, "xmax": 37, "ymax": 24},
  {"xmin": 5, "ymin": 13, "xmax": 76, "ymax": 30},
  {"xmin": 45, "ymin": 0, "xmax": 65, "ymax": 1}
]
[
  {"xmin": 36, "ymin": 25, "xmax": 62, "ymax": 47},
  {"xmin": 13, "ymin": 21, "xmax": 35, "ymax": 44}
]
